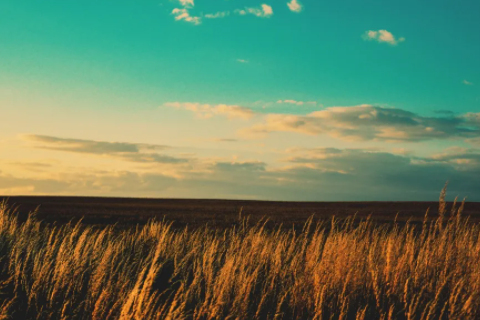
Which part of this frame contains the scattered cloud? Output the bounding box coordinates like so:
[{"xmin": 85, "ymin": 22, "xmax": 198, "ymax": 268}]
[
  {"xmin": 215, "ymin": 161, "xmax": 266, "ymax": 172},
  {"xmin": 165, "ymin": 102, "xmax": 255, "ymax": 119},
  {"xmin": 270, "ymin": 147, "xmax": 478, "ymax": 200},
  {"xmin": 204, "ymin": 11, "xmax": 230, "ymax": 19},
  {"xmin": 171, "ymin": 1, "xmax": 275, "ymax": 24},
  {"xmin": 363, "ymin": 30, "xmax": 405, "ymax": 45},
  {"xmin": 243, "ymin": 105, "xmax": 480, "ymax": 142},
  {"xmin": 23, "ymin": 135, "xmax": 188, "ymax": 164},
  {"xmin": 172, "ymin": 8, "xmax": 201, "ymax": 25},
  {"xmin": 0, "ymin": 171, "xmax": 69, "ymax": 195},
  {"xmin": 5, "ymin": 146, "xmax": 479, "ymax": 200},
  {"xmin": 464, "ymin": 80, "xmax": 474, "ymax": 86},
  {"xmin": 236, "ymin": 4, "xmax": 273, "ymax": 18},
  {"xmin": 114, "ymin": 153, "xmax": 188, "ymax": 164},
  {"xmin": 9, "ymin": 161, "xmax": 53, "ymax": 173},
  {"xmin": 7, "ymin": 131, "xmax": 480, "ymax": 200},
  {"xmin": 287, "ymin": 0, "xmax": 303, "ymax": 13},
  {"xmin": 24, "ymin": 135, "xmax": 169, "ymax": 154},
  {"xmin": 428, "ymin": 147, "xmax": 480, "ymax": 168},
  {"xmin": 178, "ymin": 0, "xmax": 194, "ymax": 7},
  {"xmin": 276, "ymin": 100, "xmax": 317, "ymax": 106},
  {"xmin": 237, "ymin": 59, "xmax": 249, "ymax": 63},
  {"xmin": 0, "ymin": 170, "xmax": 178, "ymax": 196}
]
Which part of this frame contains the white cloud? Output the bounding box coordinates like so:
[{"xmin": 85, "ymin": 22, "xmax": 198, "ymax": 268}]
[
  {"xmin": 363, "ymin": 30, "xmax": 405, "ymax": 45},
  {"xmin": 260, "ymin": 4, "xmax": 273, "ymax": 16},
  {"xmin": 7, "ymin": 134, "xmax": 480, "ymax": 200},
  {"xmin": 464, "ymin": 80, "xmax": 474, "ymax": 86},
  {"xmin": 243, "ymin": 104, "xmax": 480, "ymax": 142},
  {"xmin": 172, "ymin": 8, "xmax": 201, "ymax": 25},
  {"xmin": 204, "ymin": 11, "xmax": 230, "ymax": 19},
  {"xmin": 165, "ymin": 102, "xmax": 255, "ymax": 119},
  {"xmin": 179, "ymin": 0, "xmax": 194, "ymax": 7},
  {"xmin": 23, "ymin": 135, "xmax": 188, "ymax": 164},
  {"xmin": 237, "ymin": 59, "xmax": 249, "ymax": 63},
  {"xmin": 236, "ymin": 4, "xmax": 273, "ymax": 18},
  {"xmin": 276, "ymin": 100, "xmax": 316, "ymax": 106},
  {"xmin": 287, "ymin": 0, "xmax": 303, "ymax": 13}
]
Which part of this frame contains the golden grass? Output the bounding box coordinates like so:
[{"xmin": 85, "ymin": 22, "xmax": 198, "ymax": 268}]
[{"xmin": 0, "ymin": 188, "xmax": 478, "ymax": 319}]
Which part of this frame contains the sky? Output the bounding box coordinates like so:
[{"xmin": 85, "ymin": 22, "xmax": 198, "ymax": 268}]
[{"xmin": 1, "ymin": 0, "xmax": 480, "ymax": 201}]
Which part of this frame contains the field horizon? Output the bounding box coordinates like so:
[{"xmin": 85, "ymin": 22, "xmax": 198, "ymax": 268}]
[{"xmin": 2, "ymin": 195, "xmax": 480, "ymax": 228}]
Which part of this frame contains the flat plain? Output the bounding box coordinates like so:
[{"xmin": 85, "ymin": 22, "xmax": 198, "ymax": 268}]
[
  {"xmin": 0, "ymin": 193, "xmax": 480, "ymax": 319},
  {"xmin": 3, "ymin": 196, "xmax": 480, "ymax": 228}
]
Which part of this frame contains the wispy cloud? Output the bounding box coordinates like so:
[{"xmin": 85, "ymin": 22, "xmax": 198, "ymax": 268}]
[
  {"xmin": 204, "ymin": 11, "xmax": 230, "ymax": 19},
  {"xmin": 276, "ymin": 100, "xmax": 316, "ymax": 106},
  {"xmin": 24, "ymin": 135, "xmax": 169, "ymax": 153},
  {"xmin": 363, "ymin": 30, "xmax": 405, "ymax": 45},
  {"xmin": 165, "ymin": 102, "xmax": 255, "ymax": 119},
  {"xmin": 287, "ymin": 0, "xmax": 303, "ymax": 13},
  {"xmin": 6, "ymin": 134, "xmax": 480, "ymax": 200},
  {"xmin": 172, "ymin": 1, "xmax": 273, "ymax": 24},
  {"xmin": 236, "ymin": 4, "xmax": 273, "ymax": 18},
  {"xmin": 237, "ymin": 59, "xmax": 249, "ymax": 63},
  {"xmin": 172, "ymin": 8, "xmax": 201, "ymax": 25},
  {"xmin": 23, "ymin": 135, "xmax": 188, "ymax": 164},
  {"xmin": 464, "ymin": 80, "xmax": 474, "ymax": 86},
  {"xmin": 178, "ymin": 0, "xmax": 194, "ymax": 8},
  {"xmin": 243, "ymin": 105, "xmax": 480, "ymax": 142}
]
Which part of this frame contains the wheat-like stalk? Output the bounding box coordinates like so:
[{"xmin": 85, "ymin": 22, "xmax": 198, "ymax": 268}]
[{"xmin": 0, "ymin": 189, "xmax": 478, "ymax": 319}]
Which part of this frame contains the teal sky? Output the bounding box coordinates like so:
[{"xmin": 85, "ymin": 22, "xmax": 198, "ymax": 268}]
[{"xmin": 1, "ymin": 0, "xmax": 480, "ymax": 200}]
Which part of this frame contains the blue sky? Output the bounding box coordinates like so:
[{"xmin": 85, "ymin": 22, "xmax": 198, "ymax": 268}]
[{"xmin": 1, "ymin": 0, "xmax": 480, "ymax": 200}]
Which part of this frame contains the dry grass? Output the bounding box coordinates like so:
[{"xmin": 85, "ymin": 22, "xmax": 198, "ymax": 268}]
[{"xmin": 0, "ymin": 187, "xmax": 479, "ymax": 319}]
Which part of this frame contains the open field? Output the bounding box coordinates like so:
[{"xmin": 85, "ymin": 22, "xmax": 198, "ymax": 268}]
[
  {"xmin": 0, "ymin": 189, "xmax": 479, "ymax": 319},
  {"xmin": 2, "ymin": 196, "xmax": 480, "ymax": 228}
]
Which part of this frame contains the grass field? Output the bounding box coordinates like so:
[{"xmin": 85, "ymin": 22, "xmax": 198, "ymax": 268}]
[
  {"xmin": 3, "ymin": 195, "xmax": 480, "ymax": 228},
  {"xmin": 0, "ymin": 187, "xmax": 479, "ymax": 319}
]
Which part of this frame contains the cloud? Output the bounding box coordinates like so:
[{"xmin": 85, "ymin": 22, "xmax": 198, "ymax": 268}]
[
  {"xmin": 243, "ymin": 105, "xmax": 480, "ymax": 142},
  {"xmin": 165, "ymin": 102, "xmax": 255, "ymax": 119},
  {"xmin": 204, "ymin": 11, "xmax": 230, "ymax": 19},
  {"xmin": 9, "ymin": 161, "xmax": 53, "ymax": 173},
  {"xmin": 0, "ymin": 171, "xmax": 69, "ymax": 195},
  {"xmin": 0, "ymin": 170, "xmax": 177, "ymax": 196},
  {"xmin": 25, "ymin": 135, "xmax": 169, "ymax": 154},
  {"xmin": 172, "ymin": 8, "xmax": 201, "ymax": 25},
  {"xmin": 236, "ymin": 4, "xmax": 273, "ymax": 18},
  {"xmin": 287, "ymin": 0, "xmax": 303, "ymax": 13},
  {"xmin": 23, "ymin": 135, "xmax": 188, "ymax": 164},
  {"xmin": 363, "ymin": 30, "xmax": 405, "ymax": 45},
  {"xmin": 4, "ymin": 145, "xmax": 480, "ymax": 200},
  {"xmin": 114, "ymin": 153, "xmax": 188, "ymax": 164},
  {"xmin": 463, "ymin": 80, "xmax": 474, "ymax": 86},
  {"xmin": 276, "ymin": 100, "xmax": 317, "ymax": 106},
  {"xmin": 428, "ymin": 148, "xmax": 480, "ymax": 169},
  {"xmin": 87, "ymin": 171, "xmax": 177, "ymax": 194},
  {"xmin": 215, "ymin": 161, "xmax": 266, "ymax": 172},
  {"xmin": 178, "ymin": 0, "xmax": 194, "ymax": 7},
  {"xmin": 271, "ymin": 147, "xmax": 478, "ymax": 200},
  {"xmin": 237, "ymin": 59, "xmax": 249, "ymax": 63},
  {"xmin": 176, "ymin": 148, "xmax": 480, "ymax": 201}
]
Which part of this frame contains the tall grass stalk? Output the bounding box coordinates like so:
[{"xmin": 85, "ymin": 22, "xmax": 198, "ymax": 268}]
[{"xmin": 0, "ymin": 196, "xmax": 478, "ymax": 319}]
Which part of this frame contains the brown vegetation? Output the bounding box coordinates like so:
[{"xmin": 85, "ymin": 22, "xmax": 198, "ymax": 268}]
[
  {"xmin": 5, "ymin": 195, "xmax": 480, "ymax": 228},
  {"xmin": 0, "ymin": 188, "xmax": 478, "ymax": 319}
]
